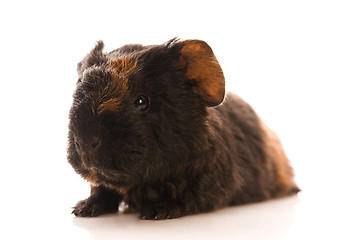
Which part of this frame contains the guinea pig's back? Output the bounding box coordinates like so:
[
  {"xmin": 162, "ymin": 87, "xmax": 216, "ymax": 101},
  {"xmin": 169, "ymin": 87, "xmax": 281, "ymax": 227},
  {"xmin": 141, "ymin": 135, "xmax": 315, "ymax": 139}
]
[{"xmin": 209, "ymin": 92, "xmax": 299, "ymax": 203}]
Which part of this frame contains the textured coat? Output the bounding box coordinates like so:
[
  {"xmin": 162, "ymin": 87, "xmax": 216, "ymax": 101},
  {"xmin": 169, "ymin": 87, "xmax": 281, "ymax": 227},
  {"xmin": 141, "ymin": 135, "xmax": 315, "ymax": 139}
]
[{"xmin": 68, "ymin": 38, "xmax": 299, "ymax": 220}]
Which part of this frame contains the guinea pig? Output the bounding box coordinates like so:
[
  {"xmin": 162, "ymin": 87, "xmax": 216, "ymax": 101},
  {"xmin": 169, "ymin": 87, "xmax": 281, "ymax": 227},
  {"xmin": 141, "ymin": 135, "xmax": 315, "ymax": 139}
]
[{"xmin": 68, "ymin": 38, "xmax": 300, "ymax": 220}]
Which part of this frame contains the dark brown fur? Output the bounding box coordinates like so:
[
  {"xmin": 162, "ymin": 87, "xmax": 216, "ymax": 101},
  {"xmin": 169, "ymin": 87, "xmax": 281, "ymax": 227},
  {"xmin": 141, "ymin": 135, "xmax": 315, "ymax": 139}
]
[{"xmin": 68, "ymin": 38, "xmax": 299, "ymax": 220}]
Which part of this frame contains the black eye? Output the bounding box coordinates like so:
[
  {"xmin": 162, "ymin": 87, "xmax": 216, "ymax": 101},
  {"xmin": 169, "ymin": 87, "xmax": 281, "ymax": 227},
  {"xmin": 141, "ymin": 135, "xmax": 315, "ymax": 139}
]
[{"xmin": 134, "ymin": 95, "xmax": 150, "ymax": 111}]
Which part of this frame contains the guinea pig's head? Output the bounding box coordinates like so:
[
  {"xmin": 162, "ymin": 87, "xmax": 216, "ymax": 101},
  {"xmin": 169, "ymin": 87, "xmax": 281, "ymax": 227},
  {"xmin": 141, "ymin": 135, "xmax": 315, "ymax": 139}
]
[{"xmin": 68, "ymin": 39, "xmax": 225, "ymax": 190}]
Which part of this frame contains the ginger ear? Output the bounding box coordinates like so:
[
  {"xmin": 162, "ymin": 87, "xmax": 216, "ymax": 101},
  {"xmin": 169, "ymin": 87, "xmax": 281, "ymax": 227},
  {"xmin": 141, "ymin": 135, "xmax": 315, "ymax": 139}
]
[{"xmin": 178, "ymin": 40, "xmax": 225, "ymax": 107}]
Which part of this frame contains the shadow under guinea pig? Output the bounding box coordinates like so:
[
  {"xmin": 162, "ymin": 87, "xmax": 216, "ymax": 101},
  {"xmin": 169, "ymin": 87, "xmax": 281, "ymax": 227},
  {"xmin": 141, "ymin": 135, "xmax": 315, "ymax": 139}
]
[{"xmin": 72, "ymin": 195, "xmax": 300, "ymax": 240}]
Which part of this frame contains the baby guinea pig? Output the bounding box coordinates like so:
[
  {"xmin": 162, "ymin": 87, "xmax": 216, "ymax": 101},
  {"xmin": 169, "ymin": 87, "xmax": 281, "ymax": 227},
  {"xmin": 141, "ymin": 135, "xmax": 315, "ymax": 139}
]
[{"xmin": 68, "ymin": 38, "xmax": 300, "ymax": 220}]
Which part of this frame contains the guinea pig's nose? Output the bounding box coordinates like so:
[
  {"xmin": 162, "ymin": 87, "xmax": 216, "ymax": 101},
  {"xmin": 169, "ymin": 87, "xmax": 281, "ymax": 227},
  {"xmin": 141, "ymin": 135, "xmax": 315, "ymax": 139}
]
[{"xmin": 90, "ymin": 137, "xmax": 101, "ymax": 151}]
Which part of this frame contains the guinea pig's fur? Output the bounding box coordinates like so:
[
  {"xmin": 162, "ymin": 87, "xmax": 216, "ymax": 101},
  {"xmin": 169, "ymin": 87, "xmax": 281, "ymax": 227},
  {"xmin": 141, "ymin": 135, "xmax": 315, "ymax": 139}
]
[{"xmin": 68, "ymin": 38, "xmax": 300, "ymax": 220}]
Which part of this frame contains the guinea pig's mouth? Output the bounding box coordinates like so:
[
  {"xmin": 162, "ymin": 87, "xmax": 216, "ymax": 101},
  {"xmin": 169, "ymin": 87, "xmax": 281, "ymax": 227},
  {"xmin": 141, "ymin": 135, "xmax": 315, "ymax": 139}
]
[
  {"xmin": 101, "ymin": 169, "xmax": 128, "ymax": 182},
  {"xmin": 78, "ymin": 152, "xmax": 137, "ymax": 188},
  {"xmin": 84, "ymin": 165, "xmax": 133, "ymax": 187}
]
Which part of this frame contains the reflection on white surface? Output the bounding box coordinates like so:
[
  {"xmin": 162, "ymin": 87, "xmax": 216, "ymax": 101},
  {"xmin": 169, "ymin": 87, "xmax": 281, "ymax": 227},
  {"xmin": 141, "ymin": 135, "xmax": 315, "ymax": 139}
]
[
  {"xmin": 4, "ymin": 185, "xmax": 360, "ymax": 240},
  {"xmin": 1, "ymin": 0, "xmax": 360, "ymax": 239},
  {"xmin": 72, "ymin": 196, "xmax": 299, "ymax": 240}
]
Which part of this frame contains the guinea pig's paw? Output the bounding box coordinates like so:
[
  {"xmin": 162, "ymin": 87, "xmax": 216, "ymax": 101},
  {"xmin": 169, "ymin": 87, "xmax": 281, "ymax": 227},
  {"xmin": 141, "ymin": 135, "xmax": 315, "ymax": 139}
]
[
  {"xmin": 72, "ymin": 197, "xmax": 119, "ymax": 217},
  {"xmin": 140, "ymin": 203, "xmax": 182, "ymax": 220}
]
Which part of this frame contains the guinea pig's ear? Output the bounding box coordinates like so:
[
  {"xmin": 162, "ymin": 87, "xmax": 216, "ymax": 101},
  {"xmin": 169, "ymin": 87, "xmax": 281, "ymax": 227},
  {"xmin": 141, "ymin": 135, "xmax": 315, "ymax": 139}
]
[
  {"xmin": 177, "ymin": 40, "xmax": 225, "ymax": 107},
  {"xmin": 77, "ymin": 41, "xmax": 106, "ymax": 79}
]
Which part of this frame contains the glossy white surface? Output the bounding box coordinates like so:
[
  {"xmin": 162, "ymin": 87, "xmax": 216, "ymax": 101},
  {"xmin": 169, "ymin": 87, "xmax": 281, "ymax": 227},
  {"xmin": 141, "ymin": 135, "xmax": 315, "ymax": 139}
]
[{"xmin": 1, "ymin": 0, "xmax": 360, "ymax": 239}]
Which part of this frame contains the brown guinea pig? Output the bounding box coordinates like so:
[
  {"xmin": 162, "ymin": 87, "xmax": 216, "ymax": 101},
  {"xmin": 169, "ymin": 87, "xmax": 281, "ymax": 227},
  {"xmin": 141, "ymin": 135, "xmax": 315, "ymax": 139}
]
[{"xmin": 68, "ymin": 38, "xmax": 299, "ymax": 220}]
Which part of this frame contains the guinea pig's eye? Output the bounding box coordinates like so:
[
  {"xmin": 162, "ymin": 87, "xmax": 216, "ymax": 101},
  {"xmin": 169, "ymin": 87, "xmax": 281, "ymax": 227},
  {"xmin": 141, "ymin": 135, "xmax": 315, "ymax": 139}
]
[{"xmin": 134, "ymin": 95, "xmax": 150, "ymax": 111}]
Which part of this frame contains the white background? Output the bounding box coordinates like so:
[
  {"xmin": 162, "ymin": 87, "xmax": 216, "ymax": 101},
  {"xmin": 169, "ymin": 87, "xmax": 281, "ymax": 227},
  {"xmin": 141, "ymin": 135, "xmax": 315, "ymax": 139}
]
[{"xmin": 1, "ymin": 0, "xmax": 360, "ymax": 239}]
